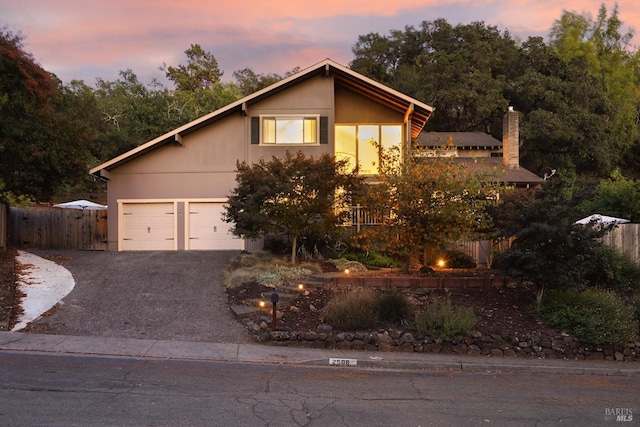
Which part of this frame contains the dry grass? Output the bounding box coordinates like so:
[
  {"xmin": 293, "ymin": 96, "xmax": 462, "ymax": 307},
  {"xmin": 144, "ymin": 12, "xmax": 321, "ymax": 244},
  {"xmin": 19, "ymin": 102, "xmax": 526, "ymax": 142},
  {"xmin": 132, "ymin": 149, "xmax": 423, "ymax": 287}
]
[{"xmin": 323, "ymin": 287, "xmax": 379, "ymax": 330}]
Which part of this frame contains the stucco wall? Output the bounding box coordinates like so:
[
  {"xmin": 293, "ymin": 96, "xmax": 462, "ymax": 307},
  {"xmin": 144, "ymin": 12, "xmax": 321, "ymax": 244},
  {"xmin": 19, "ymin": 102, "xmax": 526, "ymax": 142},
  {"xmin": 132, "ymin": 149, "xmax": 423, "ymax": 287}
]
[{"xmin": 104, "ymin": 73, "xmax": 412, "ymax": 249}]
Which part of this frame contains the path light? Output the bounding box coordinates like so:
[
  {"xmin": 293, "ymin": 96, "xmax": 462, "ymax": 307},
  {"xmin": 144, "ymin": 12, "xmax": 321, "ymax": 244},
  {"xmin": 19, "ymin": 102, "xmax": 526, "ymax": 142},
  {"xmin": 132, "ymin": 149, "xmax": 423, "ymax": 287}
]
[
  {"xmin": 344, "ymin": 268, "xmax": 350, "ymax": 275},
  {"xmin": 298, "ymin": 284, "xmax": 304, "ymax": 290},
  {"xmin": 258, "ymin": 301, "xmax": 266, "ymax": 308},
  {"xmin": 437, "ymin": 259, "xmax": 446, "ymax": 268},
  {"xmin": 270, "ymin": 292, "xmax": 279, "ymax": 331}
]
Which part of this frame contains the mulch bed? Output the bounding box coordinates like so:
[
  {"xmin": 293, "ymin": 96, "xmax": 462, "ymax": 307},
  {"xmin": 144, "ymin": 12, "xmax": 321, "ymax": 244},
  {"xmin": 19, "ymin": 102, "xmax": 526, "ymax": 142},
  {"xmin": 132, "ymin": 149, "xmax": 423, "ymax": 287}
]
[
  {"xmin": 226, "ymin": 266, "xmax": 549, "ymax": 338},
  {"xmin": 0, "ymin": 248, "xmax": 18, "ymax": 330}
]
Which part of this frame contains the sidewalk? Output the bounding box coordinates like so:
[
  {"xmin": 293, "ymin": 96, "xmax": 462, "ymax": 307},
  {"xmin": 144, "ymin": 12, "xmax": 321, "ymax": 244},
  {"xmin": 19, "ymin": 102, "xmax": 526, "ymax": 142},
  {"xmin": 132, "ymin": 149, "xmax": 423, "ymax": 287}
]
[
  {"xmin": 11, "ymin": 251, "xmax": 75, "ymax": 331},
  {"xmin": 1, "ymin": 331, "xmax": 639, "ymax": 376}
]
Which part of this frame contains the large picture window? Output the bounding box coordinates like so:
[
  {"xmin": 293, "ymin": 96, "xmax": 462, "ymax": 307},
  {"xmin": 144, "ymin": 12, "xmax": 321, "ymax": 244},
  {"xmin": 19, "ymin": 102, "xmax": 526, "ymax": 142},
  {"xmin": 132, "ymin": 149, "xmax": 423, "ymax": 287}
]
[
  {"xmin": 262, "ymin": 116, "xmax": 318, "ymax": 144},
  {"xmin": 335, "ymin": 124, "xmax": 402, "ymax": 174}
]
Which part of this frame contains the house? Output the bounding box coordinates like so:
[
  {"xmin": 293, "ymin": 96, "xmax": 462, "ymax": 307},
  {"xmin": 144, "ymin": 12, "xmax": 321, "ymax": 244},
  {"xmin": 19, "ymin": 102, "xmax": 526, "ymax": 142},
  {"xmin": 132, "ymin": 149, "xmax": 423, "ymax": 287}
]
[
  {"xmin": 90, "ymin": 59, "xmax": 435, "ymax": 251},
  {"xmin": 414, "ymin": 108, "xmax": 545, "ymax": 188}
]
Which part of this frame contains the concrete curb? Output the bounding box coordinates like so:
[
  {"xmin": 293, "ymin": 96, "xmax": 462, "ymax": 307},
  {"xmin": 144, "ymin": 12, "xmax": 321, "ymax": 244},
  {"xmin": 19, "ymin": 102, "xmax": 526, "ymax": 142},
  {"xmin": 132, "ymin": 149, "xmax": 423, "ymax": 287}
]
[{"xmin": 1, "ymin": 331, "xmax": 639, "ymax": 376}]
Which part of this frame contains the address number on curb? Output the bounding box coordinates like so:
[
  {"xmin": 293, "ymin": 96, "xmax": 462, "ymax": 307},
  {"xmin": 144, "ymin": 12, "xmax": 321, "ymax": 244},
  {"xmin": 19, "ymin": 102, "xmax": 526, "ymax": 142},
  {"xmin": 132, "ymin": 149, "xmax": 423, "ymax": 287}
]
[{"xmin": 329, "ymin": 358, "xmax": 357, "ymax": 366}]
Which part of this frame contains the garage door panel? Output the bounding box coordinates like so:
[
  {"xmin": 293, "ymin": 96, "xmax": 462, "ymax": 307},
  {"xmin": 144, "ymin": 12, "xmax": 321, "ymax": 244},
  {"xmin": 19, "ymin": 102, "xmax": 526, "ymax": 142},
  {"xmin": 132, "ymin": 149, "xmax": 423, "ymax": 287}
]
[
  {"xmin": 121, "ymin": 203, "xmax": 176, "ymax": 251},
  {"xmin": 189, "ymin": 203, "xmax": 244, "ymax": 250}
]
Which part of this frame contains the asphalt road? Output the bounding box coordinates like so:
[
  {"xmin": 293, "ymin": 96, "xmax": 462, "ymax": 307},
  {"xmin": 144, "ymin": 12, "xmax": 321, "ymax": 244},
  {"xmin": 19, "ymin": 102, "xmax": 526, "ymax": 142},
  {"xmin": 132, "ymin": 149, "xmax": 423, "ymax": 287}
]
[
  {"xmin": 23, "ymin": 250, "xmax": 250, "ymax": 344},
  {"xmin": 2, "ymin": 351, "xmax": 637, "ymax": 426}
]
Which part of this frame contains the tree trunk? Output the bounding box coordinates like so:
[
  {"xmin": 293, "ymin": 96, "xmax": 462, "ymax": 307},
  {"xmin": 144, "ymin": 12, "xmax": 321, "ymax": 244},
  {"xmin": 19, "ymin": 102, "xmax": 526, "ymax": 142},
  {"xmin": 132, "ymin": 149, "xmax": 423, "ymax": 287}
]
[
  {"xmin": 403, "ymin": 254, "xmax": 411, "ymax": 273},
  {"xmin": 291, "ymin": 235, "xmax": 298, "ymax": 264}
]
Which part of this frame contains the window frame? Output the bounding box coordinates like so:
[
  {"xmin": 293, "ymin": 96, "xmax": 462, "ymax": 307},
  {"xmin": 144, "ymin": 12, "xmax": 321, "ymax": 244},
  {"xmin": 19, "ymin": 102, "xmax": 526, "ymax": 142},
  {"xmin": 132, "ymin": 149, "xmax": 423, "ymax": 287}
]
[
  {"xmin": 259, "ymin": 114, "xmax": 321, "ymax": 146},
  {"xmin": 335, "ymin": 123, "xmax": 403, "ymax": 175}
]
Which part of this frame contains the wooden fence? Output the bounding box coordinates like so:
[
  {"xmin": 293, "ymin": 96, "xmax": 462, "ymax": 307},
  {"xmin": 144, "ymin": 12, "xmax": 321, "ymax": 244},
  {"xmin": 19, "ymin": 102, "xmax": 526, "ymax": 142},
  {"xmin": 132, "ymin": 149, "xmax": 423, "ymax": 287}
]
[
  {"xmin": 0, "ymin": 203, "xmax": 7, "ymax": 252},
  {"xmin": 456, "ymin": 224, "xmax": 640, "ymax": 267},
  {"xmin": 456, "ymin": 238, "xmax": 514, "ymax": 268},
  {"xmin": 9, "ymin": 207, "xmax": 108, "ymax": 251},
  {"xmin": 602, "ymin": 223, "xmax": 640, "ymax": 265}
]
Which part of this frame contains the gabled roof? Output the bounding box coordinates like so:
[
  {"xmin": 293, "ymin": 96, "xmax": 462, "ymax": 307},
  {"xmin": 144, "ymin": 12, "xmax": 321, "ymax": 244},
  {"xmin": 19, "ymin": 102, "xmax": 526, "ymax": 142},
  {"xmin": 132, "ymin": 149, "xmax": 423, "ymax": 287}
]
[
  {"xmin": 90, "ymin": 58, "xmax": 434, "ymax": 177},
  {"xmin": 416, "ymin": 132, "xmax": 502, "ymax": 149}
]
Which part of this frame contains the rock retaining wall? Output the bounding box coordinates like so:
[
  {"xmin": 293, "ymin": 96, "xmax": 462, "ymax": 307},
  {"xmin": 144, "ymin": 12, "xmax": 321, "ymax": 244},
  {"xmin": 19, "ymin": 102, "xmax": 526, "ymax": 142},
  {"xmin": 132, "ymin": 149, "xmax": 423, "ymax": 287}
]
[
  {"xmin": 243, "ymin": 317, "xmax": 640, "ymax": 362},
  {"xmin": 332, "ymin": 275, "xmax": 512, "ymax": 289}
]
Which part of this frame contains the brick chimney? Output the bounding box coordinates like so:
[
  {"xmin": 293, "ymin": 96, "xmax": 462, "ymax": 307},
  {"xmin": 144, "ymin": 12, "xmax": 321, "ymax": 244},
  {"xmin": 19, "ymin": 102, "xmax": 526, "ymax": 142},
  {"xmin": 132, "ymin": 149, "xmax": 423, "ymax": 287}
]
[{"xmin": 502, "ymin": 106, "xmax": 519, "ymax": 169}]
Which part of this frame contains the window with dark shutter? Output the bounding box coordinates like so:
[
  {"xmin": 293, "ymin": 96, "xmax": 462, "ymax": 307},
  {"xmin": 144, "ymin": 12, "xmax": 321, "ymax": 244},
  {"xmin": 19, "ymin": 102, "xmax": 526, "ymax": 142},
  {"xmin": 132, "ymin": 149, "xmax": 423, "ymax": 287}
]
[{"xmin": 252, "ymin": 115, "xmax": 322, "ymax": 145}]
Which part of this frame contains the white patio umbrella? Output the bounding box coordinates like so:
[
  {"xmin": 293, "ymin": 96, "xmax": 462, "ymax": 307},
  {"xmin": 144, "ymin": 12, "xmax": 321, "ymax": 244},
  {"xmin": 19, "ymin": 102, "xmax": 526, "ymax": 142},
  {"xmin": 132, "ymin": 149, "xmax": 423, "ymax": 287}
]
[
  {"xmin": 574, "ymin": 214, "xmax": 630, "ymax": 225},
  {"xmin": 53, "ymin": 199, "xmax": 107, "ymax": 210}
]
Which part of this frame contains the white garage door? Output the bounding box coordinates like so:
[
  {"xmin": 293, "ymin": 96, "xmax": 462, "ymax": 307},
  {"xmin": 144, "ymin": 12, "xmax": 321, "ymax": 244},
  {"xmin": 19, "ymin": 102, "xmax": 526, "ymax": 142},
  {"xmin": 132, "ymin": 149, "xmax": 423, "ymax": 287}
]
[
  {"xmin": 121, "ymin": 203, "xmax": 176, "ymax": 250},
  {"xmin": 188, "ymin": 202, "xmax": 244, "ymax": 250}
]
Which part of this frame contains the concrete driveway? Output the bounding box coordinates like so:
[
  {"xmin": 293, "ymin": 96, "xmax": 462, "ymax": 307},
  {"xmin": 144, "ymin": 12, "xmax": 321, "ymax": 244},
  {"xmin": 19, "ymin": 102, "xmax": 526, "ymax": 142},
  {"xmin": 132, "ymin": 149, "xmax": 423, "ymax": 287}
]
[{"xmin": 23, "ymin": 250, "xmax": 250, "ymax": 344}]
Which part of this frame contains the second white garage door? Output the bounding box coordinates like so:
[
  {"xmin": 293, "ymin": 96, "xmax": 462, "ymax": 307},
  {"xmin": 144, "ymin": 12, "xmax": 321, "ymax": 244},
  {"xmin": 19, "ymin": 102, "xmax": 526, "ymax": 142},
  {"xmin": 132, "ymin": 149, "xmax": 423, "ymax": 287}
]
[{"xmin": 188, "ymin": 202, "xmax": 244, "ymax": 250}]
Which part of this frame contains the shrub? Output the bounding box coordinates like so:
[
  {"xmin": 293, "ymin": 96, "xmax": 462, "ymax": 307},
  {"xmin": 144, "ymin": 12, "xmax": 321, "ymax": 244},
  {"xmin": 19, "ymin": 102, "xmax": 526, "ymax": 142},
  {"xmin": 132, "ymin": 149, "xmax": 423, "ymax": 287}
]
[
  {"xmin": 254, "ymin": 265, "xmax": 315, "ymax": 287},
  {"xmin": 539, "ymin": 289, "xmax": 638, "ymax": 346},
  {"xmin": 344, "ymin": 251, "xmax": 399, "ymax": 268},
  {"xmin": 224, "ymin": 251, "xmax": 319, "ymax": 288},
  {"xmin": 424, "ymin": 249, "xmax": 476, "ymax": 269},
  {"xmin": 378, "ymin": 292, "xmax": 412, "ymax": 323},
  {"xmin": 323, "ymin": 287, "xmax": 379, "ymax": 330},
  {"xmin": 586, "ymin": 245, "xmax": 640, "ymax": 292},
  {"xmin": 632, "ymin": 295, "xmax": 640, "ymax": 323},
  {"xmin": 415, "ymin": 298, "xmax": 476, "ymax": 341},
  {"xmin": 330, "ymin": 258, "xmax": 368, "ymax": 272}
]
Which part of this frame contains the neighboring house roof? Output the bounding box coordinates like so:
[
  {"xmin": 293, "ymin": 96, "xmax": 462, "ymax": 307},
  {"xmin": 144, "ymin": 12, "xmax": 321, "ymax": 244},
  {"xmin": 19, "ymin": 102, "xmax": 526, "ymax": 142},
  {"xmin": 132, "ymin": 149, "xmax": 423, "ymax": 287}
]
[
  {"xmin": 452, "ymin": 158, "xmax": 545, "ymax": 185},
  {"xmin": 90, "ymin": 58, "xmax": 434, "ymax": 177},
  {"xmin": 415, "ymin": 132, "xmax": 502, "ymax": 149},
  {"xmin": 414, "ymin": 131, "xmax": 544, "ymax": 186}
]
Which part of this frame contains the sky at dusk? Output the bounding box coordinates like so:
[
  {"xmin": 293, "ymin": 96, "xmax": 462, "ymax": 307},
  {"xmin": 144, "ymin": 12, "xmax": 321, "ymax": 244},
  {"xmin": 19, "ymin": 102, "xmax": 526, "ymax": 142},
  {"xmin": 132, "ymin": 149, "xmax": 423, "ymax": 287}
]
[{"xmin": 2, "ymin": 0, "xmax": 639, "ymax": 87}]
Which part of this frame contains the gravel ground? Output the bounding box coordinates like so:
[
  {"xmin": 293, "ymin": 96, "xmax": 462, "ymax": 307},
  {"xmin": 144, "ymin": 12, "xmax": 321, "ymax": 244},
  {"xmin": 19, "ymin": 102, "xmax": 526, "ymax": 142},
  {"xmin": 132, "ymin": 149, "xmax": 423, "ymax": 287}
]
[{"xmin": 22, "ymin": 250, "xmax": 250, "ymax": 344}]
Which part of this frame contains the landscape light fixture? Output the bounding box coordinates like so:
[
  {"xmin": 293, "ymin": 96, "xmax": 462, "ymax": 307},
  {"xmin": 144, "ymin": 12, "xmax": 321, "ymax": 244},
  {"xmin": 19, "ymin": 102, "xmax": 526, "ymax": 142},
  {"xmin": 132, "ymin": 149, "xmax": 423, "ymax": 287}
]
[{"xmin": 270, "ymin": 292, "xmax": 279, "ymax": 331}]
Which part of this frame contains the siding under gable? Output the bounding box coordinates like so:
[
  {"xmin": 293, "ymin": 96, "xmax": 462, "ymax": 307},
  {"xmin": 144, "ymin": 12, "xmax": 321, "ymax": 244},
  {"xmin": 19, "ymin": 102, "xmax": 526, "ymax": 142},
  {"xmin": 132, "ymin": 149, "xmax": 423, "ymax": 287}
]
[{"xmin": 334, "ymin": 83, "xmax": 404, "ymax": 124}]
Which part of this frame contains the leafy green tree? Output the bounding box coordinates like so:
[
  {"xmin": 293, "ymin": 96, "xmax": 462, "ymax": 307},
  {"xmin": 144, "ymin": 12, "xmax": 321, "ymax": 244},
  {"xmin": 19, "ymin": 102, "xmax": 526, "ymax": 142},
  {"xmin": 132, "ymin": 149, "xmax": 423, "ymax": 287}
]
[
  {"xmin": 350, "ymin": 19, "xmax": 518, "ymax": 136},
  {"xmin": 91, "ymin": 66, "xmax": 242, "ymax": 161},
  {"xmin": 232, "ymin": 68, "xmax": 283, "ymax": 96},
  {"xmin": 224, "ymin": 151, "xmax": 363, "ymax": 263},
  {"xmin": 232, "ymin": 66, "xmax": 302, "ymax": 97},
  {"xmin": 162, "ymin": 44, "xmax": 222, "ymax": 91},
  {"xmin": 0, "ymin": 29, "xmax": 93, "ymax": 200},
  {"xmin": 495, "ymin": 176, "xmax": 613, "ymax": 305},
  {"xmin": 349, "ymin": 11, "xmax": 640, "ymax": 180},
  {"xmin": 582, "ymin": 169, "xmax": 640, "ymax": 222},
  {"xmin": 548, "ymin": 4, "xmax": 640, "ymax": 178},
  {"xmin": 168, "ymin": 81, "xmax": 242, "ymax": 119},
  {"xmin": 93, "ymin": 70, "xmax": 173, "ymax": 158},
  {"xmin": 413, "ymin": 20, "xmax": 517, "ymax": 134},
  {"xmin": 350, "ymin": 31, "xmax": 402, "ymax": 86},
  {"xmin": 360, "ymin": 147, "xmax": 498, "ymax": 272},
  {"xmin": 505, "ymin": 31, "xmax": 629, "ymax": 178}
]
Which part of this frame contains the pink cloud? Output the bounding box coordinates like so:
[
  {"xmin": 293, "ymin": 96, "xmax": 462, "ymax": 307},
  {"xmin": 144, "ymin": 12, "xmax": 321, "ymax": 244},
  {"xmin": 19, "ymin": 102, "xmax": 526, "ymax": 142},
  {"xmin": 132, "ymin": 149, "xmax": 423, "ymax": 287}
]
[{"xmin": 2, "ymin": 0, "xmax": 639, "ymax": 85}]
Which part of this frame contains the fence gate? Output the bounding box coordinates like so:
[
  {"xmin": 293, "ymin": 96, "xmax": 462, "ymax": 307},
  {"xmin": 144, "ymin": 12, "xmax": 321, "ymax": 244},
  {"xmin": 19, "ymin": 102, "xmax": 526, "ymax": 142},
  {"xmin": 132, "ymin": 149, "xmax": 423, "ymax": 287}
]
[{"xmin": 9, "ymin": 207, "xmax": 108, "ymax": 250}]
